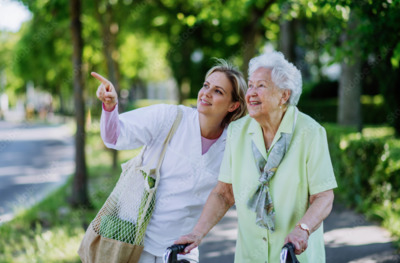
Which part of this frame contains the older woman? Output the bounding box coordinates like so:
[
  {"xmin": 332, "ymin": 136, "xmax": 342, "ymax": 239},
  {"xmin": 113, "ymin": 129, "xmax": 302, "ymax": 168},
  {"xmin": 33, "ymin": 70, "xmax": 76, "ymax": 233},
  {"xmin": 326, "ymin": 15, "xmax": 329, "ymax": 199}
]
[
  {"xmin": 175, "ymin": 52, "xmax": 337, "ymax": 262},
  {"xmin": 91, "ymin": 60, "xmax": 247, "ymax": 263}
]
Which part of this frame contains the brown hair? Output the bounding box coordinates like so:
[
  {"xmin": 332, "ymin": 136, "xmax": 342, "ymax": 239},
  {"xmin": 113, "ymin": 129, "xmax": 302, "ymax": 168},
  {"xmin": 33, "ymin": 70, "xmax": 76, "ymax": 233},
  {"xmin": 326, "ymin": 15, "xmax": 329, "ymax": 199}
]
[{"xmin": 205, "ymin": 59, "xmax": 247, "ymax": 128}]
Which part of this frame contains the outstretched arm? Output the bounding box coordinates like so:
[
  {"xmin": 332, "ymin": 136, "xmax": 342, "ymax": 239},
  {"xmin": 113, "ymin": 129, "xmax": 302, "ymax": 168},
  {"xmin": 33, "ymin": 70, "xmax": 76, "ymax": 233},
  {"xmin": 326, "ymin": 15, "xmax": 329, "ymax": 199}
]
[{"xmin": 174, "ymin": 181, "xmax": 235, "ymax": 253}]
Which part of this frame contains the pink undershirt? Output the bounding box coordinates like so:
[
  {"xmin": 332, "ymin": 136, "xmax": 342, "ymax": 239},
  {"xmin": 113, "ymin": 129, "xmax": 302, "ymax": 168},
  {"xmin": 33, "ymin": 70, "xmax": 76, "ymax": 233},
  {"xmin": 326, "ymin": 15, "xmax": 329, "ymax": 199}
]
[
  {"xmin": 101, "ymin": 103, "xmax": 219, "ymax": 155},
  {"xmin": 201, "ymin": 136, "xmax": 219, "ymax": 155}
]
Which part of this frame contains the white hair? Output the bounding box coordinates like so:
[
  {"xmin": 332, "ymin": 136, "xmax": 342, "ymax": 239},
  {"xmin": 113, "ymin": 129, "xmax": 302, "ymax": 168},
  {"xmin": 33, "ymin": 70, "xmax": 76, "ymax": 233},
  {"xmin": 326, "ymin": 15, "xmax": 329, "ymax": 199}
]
[{"xmin": 248, "ymin": 51, "xmax": 302, "ymax": 105}]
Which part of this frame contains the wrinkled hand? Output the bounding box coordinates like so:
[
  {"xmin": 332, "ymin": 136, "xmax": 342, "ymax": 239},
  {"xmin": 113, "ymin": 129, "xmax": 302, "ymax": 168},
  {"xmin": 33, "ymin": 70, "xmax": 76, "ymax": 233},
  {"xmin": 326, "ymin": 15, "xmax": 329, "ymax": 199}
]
[
  {"xmin": 174, "ymin": 231, "xmax": 204, "ymax": 254},
  {"xmin": 284, "ymin": 227, "xmax": 309, "ymax": 255},
  {"xmin": 91, "ymin": 72, "xmax": 118, "ymax": 111}
]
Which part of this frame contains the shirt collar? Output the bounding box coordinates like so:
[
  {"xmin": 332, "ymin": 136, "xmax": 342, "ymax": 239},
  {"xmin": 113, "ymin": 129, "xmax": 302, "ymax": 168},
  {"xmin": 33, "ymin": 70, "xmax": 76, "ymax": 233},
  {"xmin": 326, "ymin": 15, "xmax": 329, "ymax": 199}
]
[
  {"xmin": 248, "ymin": 105, "xmax": 297, "ymax": 159},
  {"xmin": 276, "ymin": 105, "xmax": 296, "ymax": 135},
  {"xmin": 248, "ymin": 105, "xmax": 296, "ymax": 135}
]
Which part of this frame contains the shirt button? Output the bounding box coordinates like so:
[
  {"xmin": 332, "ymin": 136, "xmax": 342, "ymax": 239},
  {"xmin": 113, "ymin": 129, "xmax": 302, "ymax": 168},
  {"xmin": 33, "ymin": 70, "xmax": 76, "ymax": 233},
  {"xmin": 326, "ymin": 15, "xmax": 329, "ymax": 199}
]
[{"xmin": 263, "ymin": 237, "xmax": 267, "ymax": 242}]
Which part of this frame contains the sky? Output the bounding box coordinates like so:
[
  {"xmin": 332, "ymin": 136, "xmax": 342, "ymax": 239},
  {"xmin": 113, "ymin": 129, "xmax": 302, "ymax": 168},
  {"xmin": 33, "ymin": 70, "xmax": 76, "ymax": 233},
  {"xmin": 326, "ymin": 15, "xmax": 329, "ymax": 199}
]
[{"xmin": 0, "ymin": 0, "xmax": 32, "ymax": 32}]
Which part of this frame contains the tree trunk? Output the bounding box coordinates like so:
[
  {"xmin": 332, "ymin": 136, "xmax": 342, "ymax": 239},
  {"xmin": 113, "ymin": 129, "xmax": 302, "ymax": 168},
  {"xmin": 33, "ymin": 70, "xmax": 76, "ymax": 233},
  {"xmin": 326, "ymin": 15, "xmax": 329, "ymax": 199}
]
[
  {"xmin": 338, "ymin": 60, "xmax": 362, "ymax": 129},
  {"xmin": 338, "ymin": 11, "xmax": 362, "ymax": 131},
  {"xmin": 56, "ymin": 85, "xmax": 65, "ymax": 115},
  {"xmin": 279, "ymin": 19, "xmax": 296, "ymax": 62},
  {"xmin": 69, "ymin": 0, "xmax": 89, "ymax": 207},
  {"xmin": 242, "ymin": 21, "xmax": 259, "ymax": 80},
  {"xmin": 279, "ymin": 1, "xmax": 296, "ymax": 63},
  {"xmin": 241, "ymin": 1, "xmax": 276, "ymax": 79},
  {"xmin": 94, "ymin": 0, "xmax": 121, "ymax": 170}
]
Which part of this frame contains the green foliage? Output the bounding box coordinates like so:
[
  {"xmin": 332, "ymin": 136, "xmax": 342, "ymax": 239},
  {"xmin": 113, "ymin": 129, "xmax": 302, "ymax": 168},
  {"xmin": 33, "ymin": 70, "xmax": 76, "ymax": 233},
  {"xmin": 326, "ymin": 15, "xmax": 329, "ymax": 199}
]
[
  {"xmin": 0, "ymin": 31, "xmax": 25, "ymax": 106},
  {"xmin": 337, "ymin": 135, "xmax": 385, "ymax": 206},
  {"xmin": 13, "ymin": 0, "xmax": 72, "ymax": 95},
  {"xmin": 325, "ymin": 124, "xmax": 400, "ymax": 244},
  {"xmin": 1, "ymin": 0, "xmax": 399, "ymax": 134}
]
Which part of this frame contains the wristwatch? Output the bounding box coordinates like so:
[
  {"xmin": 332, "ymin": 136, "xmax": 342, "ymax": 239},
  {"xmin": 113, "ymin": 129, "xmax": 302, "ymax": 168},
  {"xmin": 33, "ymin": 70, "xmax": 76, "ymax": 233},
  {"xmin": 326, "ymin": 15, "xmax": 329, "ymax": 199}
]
[{"xmin": 296, "ymin": 223, "xmax": 310, "ymax": 236}]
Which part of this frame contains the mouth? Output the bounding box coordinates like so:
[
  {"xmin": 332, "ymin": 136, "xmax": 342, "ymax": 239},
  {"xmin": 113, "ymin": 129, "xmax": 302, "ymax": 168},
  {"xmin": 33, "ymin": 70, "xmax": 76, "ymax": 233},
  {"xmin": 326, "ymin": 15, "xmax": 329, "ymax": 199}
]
[
  {"xmin": 248, "ymin": 101, "xmax": 261, "ymax": 106},
  {"xmin": 200, "ymin": 99, "xmax": 212, "ymax": 105}
]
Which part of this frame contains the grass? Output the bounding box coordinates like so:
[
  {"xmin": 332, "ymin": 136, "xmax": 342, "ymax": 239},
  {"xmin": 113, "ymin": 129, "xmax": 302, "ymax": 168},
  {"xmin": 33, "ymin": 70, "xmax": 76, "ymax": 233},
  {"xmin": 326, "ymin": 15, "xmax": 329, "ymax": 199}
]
[{"xmin": 0, "ymin": 123, "xmax": 139, "ymax": 263}]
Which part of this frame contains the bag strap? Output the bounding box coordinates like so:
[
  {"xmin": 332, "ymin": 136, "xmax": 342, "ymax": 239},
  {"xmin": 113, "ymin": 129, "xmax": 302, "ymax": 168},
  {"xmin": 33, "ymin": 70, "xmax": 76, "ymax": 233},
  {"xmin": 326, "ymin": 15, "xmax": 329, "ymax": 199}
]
[{"xmin": 145, "ymin": 106, "xmax": 182, "ymax": 173}]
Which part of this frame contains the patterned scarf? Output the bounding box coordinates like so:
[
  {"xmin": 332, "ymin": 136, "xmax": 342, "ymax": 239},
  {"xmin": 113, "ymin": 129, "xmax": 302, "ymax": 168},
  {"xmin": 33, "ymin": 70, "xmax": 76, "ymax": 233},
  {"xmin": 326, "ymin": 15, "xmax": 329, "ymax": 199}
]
[{"xmin": 247, "ymin": 108, "xmax": 298, "ymax": 231}]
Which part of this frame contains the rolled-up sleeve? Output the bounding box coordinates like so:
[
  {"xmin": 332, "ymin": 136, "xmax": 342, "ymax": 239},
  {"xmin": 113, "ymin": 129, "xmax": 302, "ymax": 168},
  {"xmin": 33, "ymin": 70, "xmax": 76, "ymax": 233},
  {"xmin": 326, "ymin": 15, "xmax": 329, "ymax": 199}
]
[{"xmin": 306, "ymin": 126, "xmax": 338, "ymax": 195}]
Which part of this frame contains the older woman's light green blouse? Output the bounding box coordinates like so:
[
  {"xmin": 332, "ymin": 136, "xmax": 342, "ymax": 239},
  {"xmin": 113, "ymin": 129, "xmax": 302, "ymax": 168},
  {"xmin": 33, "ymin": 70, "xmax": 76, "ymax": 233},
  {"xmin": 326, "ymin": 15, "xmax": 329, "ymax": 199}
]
[{"xmin": 219, "ymin": 106, "xmax": 337, "ymax": 263}]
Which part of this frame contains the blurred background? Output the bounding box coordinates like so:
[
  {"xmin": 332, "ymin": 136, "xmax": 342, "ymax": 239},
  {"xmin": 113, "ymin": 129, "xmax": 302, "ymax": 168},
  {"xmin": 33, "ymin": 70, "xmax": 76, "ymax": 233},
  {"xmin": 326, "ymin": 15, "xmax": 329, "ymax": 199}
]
[{"xmin": 0, "ymin": 0, "xmax": 400, "ymax": 262}]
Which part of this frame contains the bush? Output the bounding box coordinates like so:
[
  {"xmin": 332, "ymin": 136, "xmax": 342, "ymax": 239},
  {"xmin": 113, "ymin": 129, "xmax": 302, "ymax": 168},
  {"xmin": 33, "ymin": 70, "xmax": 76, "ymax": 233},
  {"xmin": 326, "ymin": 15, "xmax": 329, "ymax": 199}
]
[{"xmin": 324, "ymin": 124, "xmax": 400, "ymax": 244}]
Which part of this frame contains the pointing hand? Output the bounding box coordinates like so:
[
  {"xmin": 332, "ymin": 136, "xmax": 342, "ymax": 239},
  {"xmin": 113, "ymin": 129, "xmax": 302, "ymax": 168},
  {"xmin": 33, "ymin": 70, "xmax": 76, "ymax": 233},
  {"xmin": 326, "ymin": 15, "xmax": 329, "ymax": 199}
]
[{"xmin": 91, "ymin": 72, "xmax": 118, "ymax": 111}]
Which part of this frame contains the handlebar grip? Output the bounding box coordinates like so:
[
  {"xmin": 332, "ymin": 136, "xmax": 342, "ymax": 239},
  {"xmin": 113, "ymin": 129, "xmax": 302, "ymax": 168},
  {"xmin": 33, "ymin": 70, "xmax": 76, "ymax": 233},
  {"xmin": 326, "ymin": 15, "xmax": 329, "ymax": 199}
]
[
  {"xmin": 164, "ymin": 244, "xmax": 190, "ymax": 263},
  {"xmin": 166, "ymin": 244, "xmax": 189, "ymax": 253}
]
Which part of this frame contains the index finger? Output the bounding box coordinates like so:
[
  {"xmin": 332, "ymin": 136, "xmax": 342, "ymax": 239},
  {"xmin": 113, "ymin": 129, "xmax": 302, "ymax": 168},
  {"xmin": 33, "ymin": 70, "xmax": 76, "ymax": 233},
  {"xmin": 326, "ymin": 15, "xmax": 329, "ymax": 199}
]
[{"xmin": 91, "ymin": 72, "xmax": 110, "ymax": 84}]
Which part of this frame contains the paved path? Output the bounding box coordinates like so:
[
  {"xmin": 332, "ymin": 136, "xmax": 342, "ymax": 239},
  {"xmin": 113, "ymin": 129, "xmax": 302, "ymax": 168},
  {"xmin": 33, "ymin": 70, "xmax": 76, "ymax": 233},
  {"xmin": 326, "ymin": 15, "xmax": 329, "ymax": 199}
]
[
  {"xmin": 0, "ymin": 121, "xmax": 74, "ymax": 224},
  {"xmin": 324, "ymin": 203, "xmax": 399, "ymax": 263},
  {"xmin": 199, "ymin": 204, "xmax": 399, "ymax": 262}
]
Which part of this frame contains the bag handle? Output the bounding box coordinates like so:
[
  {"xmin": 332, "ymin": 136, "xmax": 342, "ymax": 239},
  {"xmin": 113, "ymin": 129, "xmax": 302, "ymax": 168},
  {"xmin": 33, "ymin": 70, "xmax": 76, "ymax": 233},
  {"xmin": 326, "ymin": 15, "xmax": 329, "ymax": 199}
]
[
  {"xmin": 155, "ymin": 107, "xmax": 183, "ymax": 171},
  {"xmin": 143, "ymin": 106, "xmax": 182, "ymax": 183}
]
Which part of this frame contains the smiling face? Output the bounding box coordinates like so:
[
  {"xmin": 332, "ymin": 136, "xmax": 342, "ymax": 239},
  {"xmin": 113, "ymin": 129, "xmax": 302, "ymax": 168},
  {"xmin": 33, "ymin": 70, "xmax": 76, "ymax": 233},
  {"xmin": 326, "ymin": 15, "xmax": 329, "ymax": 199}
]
[
  {"xmin": 197, "ymin": 71, "xmax": 239, "ymax": 121},
  {"xmin": 246, "ymin": 67, "xmax": 289, "ymax": 120}
]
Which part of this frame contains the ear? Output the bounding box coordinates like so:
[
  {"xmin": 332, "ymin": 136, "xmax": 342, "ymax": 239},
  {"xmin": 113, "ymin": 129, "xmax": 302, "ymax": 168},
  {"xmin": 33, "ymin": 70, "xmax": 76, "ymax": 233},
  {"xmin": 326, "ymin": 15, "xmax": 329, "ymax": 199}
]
[
  {"xmin": 228, "ymin": 101, "xmax": 240, "ymax": 112},
  {"xmin": 281, "ymin": 89, "xmax": 291, "ymax": 105}
]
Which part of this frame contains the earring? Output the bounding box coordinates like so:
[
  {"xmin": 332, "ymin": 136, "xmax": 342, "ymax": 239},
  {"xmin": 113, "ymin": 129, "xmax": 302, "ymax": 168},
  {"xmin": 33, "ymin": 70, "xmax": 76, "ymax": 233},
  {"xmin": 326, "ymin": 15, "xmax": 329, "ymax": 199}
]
[{"xmin": 279, "ymin": 105, "xmax": 282, "ymax": 109}]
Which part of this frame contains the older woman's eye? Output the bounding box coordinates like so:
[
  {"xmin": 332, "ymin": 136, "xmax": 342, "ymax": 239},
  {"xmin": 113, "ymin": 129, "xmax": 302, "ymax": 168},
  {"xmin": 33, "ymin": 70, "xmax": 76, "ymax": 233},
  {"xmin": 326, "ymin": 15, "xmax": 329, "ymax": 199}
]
[{"xmin": 215, "ymin": 89, "xmax": 223, "ymax": 95}]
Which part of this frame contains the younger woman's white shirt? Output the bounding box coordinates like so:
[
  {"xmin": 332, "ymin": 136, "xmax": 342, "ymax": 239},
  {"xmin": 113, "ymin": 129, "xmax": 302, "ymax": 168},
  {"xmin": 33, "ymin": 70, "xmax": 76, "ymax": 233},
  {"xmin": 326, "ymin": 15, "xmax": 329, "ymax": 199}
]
[{"xmin": 100, "ymin": 104, "xmax": 227, "ymax": 257}]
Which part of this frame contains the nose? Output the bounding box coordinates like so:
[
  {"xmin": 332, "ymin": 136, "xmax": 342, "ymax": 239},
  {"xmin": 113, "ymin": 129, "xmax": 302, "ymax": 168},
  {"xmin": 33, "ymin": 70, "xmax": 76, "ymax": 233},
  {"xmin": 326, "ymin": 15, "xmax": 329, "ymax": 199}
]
[
  {"xmin": 204, "ymin": 88, "xmax": 212, "ymax": 97},
  {"xmin": 247, "ymin": 89, "xmax": 256, "ymax": 97}
]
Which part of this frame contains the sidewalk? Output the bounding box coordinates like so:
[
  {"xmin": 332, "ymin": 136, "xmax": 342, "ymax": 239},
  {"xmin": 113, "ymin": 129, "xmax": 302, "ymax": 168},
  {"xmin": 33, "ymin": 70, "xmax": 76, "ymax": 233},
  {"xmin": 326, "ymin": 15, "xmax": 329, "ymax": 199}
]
[
  {"xmin": 0, "ymin": 120, "xmax": 74, "ymax": 225},
  {"xmin": 198, "ymin": 204, "xmax": 399, "ymax": 263},
  {"xmin": 324, "ymin": 203, "xmax": 399, "ymax": 263}
]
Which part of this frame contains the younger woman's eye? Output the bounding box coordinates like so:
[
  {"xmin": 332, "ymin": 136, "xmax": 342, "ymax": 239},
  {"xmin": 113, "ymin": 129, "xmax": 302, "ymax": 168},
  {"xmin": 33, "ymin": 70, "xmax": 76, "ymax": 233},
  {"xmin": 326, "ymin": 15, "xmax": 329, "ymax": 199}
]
[{"xmin": 215, "ymin": 89, "xmax": 223, "ymax": 94}]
